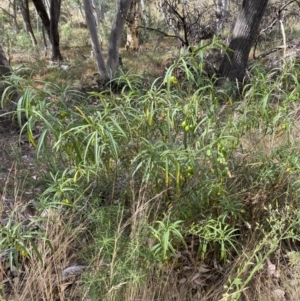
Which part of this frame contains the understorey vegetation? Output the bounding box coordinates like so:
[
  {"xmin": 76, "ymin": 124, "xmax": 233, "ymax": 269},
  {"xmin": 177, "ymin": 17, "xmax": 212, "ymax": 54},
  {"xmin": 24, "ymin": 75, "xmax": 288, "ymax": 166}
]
[
  {"xmin": 1, "ymin": 41, "xmax": 300, "ymax": 300},
  {"xmin": 1, "ymin": 1, "xmax": 300, "ymax": 300}
]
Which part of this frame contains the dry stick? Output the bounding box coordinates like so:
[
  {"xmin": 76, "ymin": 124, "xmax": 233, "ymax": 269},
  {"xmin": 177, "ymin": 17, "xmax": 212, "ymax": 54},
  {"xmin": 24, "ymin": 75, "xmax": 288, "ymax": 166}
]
[
  {"xmin": 279, "ymin": 19, "xmax": 287, "ymax": 58},
  {"xmin": 254, "ymin": 45, "xmax": 292, "ymax": 61},
  {"xmin": 0, "ymin": 7, "xmax": 15, "ymax": 19},
  {"xmin": 0, "ymin": 261, "xmax": 6, "ymax": 300},
  {"xmin": 254, "ymin": 0, "xmax": 299, "ymax": 60},
  {"xmin": 138, "ymin": 26, "xmax": 185, "ymax": 45}
]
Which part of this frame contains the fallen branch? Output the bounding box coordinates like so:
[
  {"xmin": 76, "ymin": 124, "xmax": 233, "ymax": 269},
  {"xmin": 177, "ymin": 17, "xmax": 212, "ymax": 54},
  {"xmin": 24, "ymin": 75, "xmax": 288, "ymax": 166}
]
[{"xmin": 138, "ymin": 26, "xmax": 185, "ymax": 45}]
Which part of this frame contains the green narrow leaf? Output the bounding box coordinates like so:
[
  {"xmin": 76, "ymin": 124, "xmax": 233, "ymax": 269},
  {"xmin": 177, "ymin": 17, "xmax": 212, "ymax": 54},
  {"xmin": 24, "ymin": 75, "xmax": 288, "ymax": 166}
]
[
  {"xmin": 74, "ymin": 105, "xmax": 92, "ymax": 125},
  {"xmin": 29, "ymin": 239, "xmax": 43, "ymax": 264}
]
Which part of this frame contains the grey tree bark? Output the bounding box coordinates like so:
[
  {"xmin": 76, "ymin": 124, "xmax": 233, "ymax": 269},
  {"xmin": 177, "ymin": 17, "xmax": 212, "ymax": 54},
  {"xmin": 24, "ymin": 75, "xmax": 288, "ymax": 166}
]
[
  {"xmin": 49, "ymin": 0, "xmax": 63, "ymax": 61},
  {"xmin": 83, "ymin": 0, "xmax": 107, "ymax": 79},
  {"xmin": 107, "ymin": 0, "xmax": 132, "ymax": 77},
  {"xmin": 219, "ymin": 0, "xmax": 269, "ymax": 83},
  {"xmin": 32, "ymin": 0, "xmax": 63, "ymax": 61},
  {"xmin": 126, "ymin": 0, "xmax": 141, "ymax": 51},
  {"xmin": 32, "ymin": 0, "xmax": 51, "ymax": 35},
  {"xmin": 43, "ymin": 0, "xmax": 51, "ymax": 14}
]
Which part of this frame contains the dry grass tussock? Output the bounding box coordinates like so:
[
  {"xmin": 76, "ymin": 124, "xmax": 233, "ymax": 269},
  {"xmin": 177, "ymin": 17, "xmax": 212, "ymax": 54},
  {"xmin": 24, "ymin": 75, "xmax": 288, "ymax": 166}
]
[
  {"xmin": 122, "ymin": 263, "xmax": 226, "ymax": 301},
  {"xmin": 122, "ymin": 241, "xmax": 300, "ymax": 301}
]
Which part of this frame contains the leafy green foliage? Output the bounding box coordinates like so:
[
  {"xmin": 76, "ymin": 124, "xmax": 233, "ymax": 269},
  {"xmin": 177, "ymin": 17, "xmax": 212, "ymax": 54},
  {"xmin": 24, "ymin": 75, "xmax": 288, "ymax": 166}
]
[
  {"xmin": 0, "ymin": 212, "xmax": 53, "ymax": 270},
  {"xmin": 189, "ymin": 215, "xmax": 239, "ymax": 263},
  {"xmin": 2, "ymin": 42, "xmax": 300, "ymax": 300},
  {"xmin": 149, "ymin": 213, "xmax": 186, "ymax": 263}
]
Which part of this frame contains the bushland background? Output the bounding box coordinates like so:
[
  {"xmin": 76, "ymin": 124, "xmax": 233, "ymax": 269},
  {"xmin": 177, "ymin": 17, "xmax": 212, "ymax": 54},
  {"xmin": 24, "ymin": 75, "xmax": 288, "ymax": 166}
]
[{"xmin": 1, "ymin": 1, "xmax": 300, "ymax": 300}]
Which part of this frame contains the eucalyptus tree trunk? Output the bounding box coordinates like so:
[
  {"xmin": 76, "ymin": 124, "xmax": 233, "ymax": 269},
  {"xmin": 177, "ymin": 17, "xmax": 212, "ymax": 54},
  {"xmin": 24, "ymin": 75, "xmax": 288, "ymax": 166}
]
[
  {"xmin": 43, "ymin": 0, "xmax": 51, "ymax": 14},
  {"xmin": 91, "ymin": 0, "xmax": 106, "ymax": 24},
  {"xmin": 219, "ymin": 0, "xmax": 269, "ymax": 83},
  {"xmin": 107, "ymin": 0, "xmax": 132, "ymax": 77},
  {"xmin": 32, "ymin": 0, "xmax": 63, "ymax": 61},
  {"xmin": 98, "ymin": 1, "xmax": 105, "ymax": 21},
  {"xmin": 9, "ymin": 0, "xmax": 19, "ymax": 33},
  {"xmin": 32, "ymin": 0, "xmax": 51, "ymax": 36},
  {"xmin": 49, "ymin": 0, "xmax": 63, "ymax": 61},
  {"xmin": 42, "ymin": 25, "xmax": 48, "ymax": 56},
  {"xmin": 19, "ymin": 0, "xmax": 37, "ymax": 46},
  {"xmin": 126, "ymin": 0, "xmax": 141, "ymax": 51},
  {"xmin": 83, "ymin": 0, "xmax": 107, "ymax": 79}
]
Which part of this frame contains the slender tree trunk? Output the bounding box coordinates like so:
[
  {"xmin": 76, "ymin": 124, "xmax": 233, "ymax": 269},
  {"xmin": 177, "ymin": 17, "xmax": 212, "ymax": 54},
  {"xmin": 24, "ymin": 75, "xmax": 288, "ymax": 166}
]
[
  {"xmin": 50, "ymin": 0, "xmax": 63, "ymax": 61},
  {"xmin": 83, "ymin": 0, "xmax": 107, "ymax": 79},
  {"xmin": 42, "ymin": 25, "xmax": 48, "ymax": 56},
  {"xmin": 279, "ymin": 0, "xmax": 287, "ymax": 57},
  {"xmin": 91, "ymin": 0, "xmax": 99, "ymax": 26},
  {"xmin": 107, "ymin": 0, "xmax": 132, "ymax": 77},
  {"xmin": 98, "ymin": 1, "xmax": 105, "ymax": 21},
  {"xmin": 32, "ymin": 0, "xmax": 51, "ymax": 36},
  {"xmin": 11, "ymin": 0, "xmax": 19, "ymax": 33},
  {"xmin": 20, "ymin": 0, "xmax": 37, "ymax": 46},
  {"xmin": 219, "ymin": 0, "xmax": 269, "ymax": 83},
  {"xmin": 32, "ymin": 0, "xmax": 63, "ymax": 61}
]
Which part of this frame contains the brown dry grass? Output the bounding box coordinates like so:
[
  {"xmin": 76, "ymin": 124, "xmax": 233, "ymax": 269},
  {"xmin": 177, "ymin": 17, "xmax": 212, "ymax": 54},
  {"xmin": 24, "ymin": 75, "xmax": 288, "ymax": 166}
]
[
  {"xmin": 1, "ymin": 210, "xmax": 87, "ymax": 301},
  {"xmin": 0, "ymin": 164, "xmax": 88, "ymax": 300}
]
